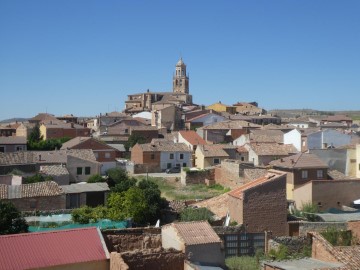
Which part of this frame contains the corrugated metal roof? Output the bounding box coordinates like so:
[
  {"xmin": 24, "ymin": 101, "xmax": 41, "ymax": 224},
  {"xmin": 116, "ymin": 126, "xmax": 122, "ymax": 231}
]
[
  {"xmin": 0, "ymin": 227, "xmax": 109, "ymax": 270},
  {"xmin": 165, "ymin": 221, "xmax": 221, "ymax": 245}
]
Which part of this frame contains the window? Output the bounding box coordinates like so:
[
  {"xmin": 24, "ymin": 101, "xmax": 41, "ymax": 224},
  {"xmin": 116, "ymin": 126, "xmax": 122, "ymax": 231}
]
[
  {"xmin": 105, "ymin": 152, "xmax": 111, "ymax": 158},
  {"xmin": 183, "ymin": 163, "xmax": 187, "ymax": 167},
  {"xmin": 167, "ymin": 163, "xmax": 172, "ymax": 169},
  {"xmin": 85, "ymin": 167, "xmax": 91, "ymax": 175},
  {"xmin": 213, "ymin": 158, "xmax": 220, "ymax": 165},
  {"xmin": 77, "ymin": 167, "xmax": 83, "ymax": 175},
  {"xmin": 170, "ymin": 153, "xmax": 174, "ymax": 159},
  {"xmin": 317, "ymin": 170, "xmax": 323, "ymax": 178},
  {"xmin": 241, "ymin": 157, "xmax": 245, "ymax": 161},
  {"xmin": 180, "ymin": 153, "xmax": 184, "ymax": 160},
  {"xmin": 124, "ymin": 129, "xmax": 129, "ymax": 134},
  {"xmin": 151, "ymin": 154, "xmax": 155, "ymax": 160},
  {"xmin": 16, "ymin": 146, "xmax": 24, "ymax": 151},
  {"xmin": 0, "ymin": 146, "xmax": 5, "ymax": 153},
  {"xmin": 301, "ymin": 170, "xmax": 308, "ymax": 179}
]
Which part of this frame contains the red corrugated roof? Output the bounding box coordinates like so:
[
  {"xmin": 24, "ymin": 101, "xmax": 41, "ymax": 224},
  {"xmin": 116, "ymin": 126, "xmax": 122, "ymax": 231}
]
[{"xmin": 0, "ymin": 227, "xmax": 108, "ymax": 270}]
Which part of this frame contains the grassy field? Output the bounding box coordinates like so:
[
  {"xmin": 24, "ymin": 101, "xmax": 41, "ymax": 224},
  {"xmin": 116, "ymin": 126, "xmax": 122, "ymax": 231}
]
[{"xmin": 136, "ymin": 176, "xmax": 230, "ymax": 200}]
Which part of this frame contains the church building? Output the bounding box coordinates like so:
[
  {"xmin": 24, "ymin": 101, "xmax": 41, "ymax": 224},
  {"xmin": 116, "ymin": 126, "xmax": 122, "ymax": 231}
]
[{"xmin": 124, "ymin": 58, "xmax": 193, "ymax": 114}]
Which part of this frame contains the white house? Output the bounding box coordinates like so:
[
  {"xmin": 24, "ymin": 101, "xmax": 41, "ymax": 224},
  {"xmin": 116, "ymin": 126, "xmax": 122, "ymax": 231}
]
[{"xmin": 284, "ymin": 129, "xmax": 302, "ymax": 152}]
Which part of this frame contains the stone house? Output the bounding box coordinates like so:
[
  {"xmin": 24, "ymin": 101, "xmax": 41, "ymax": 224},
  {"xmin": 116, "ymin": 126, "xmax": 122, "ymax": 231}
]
[
  {"xmin": 0, "ymin": 124, "xmax": 17, "ymax": 137},
  {"xmin": 0, "ymin": 151, "xmax": 37, "ymax": 175},
  {"xmin": 229, "ymin": 114, "xmax": 281, "ymax": 125},
  {"xmin": 16, "ymin": 122, "xmax": 35, "ymax": 137},
  {"xmin": 40, "ymin": 121, "xmax": 90, "ymax": 140},
  {"xmin": 152, "ymin": 104, "xmax": 182, "ymax": 131},
  {"xmin": 0, "ymin": 181, "xmax": 66, "ymax": 211},
  {"xmin": 293, "ymin": 179, "xmax": 360, "ymax": 211},
  {"xmin": 177, "ymin": 130, "xmax": 207, "ymax": 151},
  {"xmin": 0, "ymin": 227, "xmax": 110, "ymax": 270},
  {"xmin": 233, "ymin": 129, "xmax": 284, "ymax": 146},
  {"xmin": 162, "ymin": 221, "xmax": 225, "ymax": 267},
  {"xmin": 196, "ymin": 120, "xmax": 261, "ymax": 144},
  {"xmin": 29, "ymin": 112, "xmax": 59, "ymax": 124},
  {"xmin": 270, "ymin": 153, "xmax": 329, "ymax": 200},
  {"xmin": 0, "ymin": 136, "xmax": 27, "ymax": 153},
  {"xmin": 61, "ymin": 182, "xmax": 110, "ymax": 209},
  {"xmin": 39, "ymin": 165, "xmax": 70, "ymax": 185},
  {"xmin": 228, "ymin": 170, "xmax": 288, "ymax": 236},
  {"xmin": 245, "ymin": 142, "xmax": 298, "ymax": 166},
  {"xmin": 61, "ymin": 136, "xmax": 120, "ymax": 174},
  {"xmin": 232, "ymin": 102, "xmax": 265, "ymax": 115},
  {"xmin": 320, "ymin": 114, "xmax": 353, "ymax": 127},
  {"xmin": 131, "ymin": 140, "xmax": 192, "ymax": 171}
]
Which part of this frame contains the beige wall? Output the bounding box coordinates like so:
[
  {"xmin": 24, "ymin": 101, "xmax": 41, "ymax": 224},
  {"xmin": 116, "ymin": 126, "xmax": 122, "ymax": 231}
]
[
  {"xmin": 347, "ymin": 148, "xmax": 357, "ymax": 177},
  {"xmin": 161, "ymin": 226, "xmax": 185, "ymax": 251},
  {"xmin": 293, "ymin": 182, "xmax": 313, "ymax": 210},
  {"xmin": 194, "ymin": 148, "xmax": 205, "ymax": 169},
  {"xmin": 286, "ymin": 172, "xmax": 295, "ymax": 200},
  {"xmin": 67, "ymin": 155, "xmax": 101, "ymax": 183},
  {"xmin": 40, "ymin": 124, "xmax": 47, "ymax": 140},
  {"xmin": 186, "ymin": 243, "xmax": 224, "ymax": 267},
  {"xmin": 295, "ymin": 180, "xmax": 360, "ymax": 211},
  {"xmin": 110, "ymin": 252, "xmax": 129, "ymax": 270},
  {"xmin": 229, "ymin": 194, "xmax": 244, "ymax": 225}
]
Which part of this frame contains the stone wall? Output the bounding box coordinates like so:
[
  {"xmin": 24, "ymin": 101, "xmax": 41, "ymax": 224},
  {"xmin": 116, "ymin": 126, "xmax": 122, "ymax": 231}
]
[
  {"xmin": 298, "ymin": 222, "xmax": 347, "ymax": 236},
  {"xmin": 110, "ymin": 252, "xmax": 129, "ymax": 270},
  {"xmin": 119, "ymin": 248, "xmax": 184, "ymax": 270},
  {"xmin": 7, "ymin": 195, "xmax": 66, "ymax": 212},
  {"xmin": 268, "ymin": 236, "xmax": 310, "ymax": 254},
  {"xmin": 133, "ymin": 164, "xmax": 161, "ymax": 174},
  {"xmin": 347, "ymin": 221, "xmax": 360, "ymax": 241},
  {"xmin": 180, "ymin": 168, "xmax": 214, "ymax": 186},
  {"xmin": 103, "ymin": 228, "xmax": 162, "ymax": 253}
]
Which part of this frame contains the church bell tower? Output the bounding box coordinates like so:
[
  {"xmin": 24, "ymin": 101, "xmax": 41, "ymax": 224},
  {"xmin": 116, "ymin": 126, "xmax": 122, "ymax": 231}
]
[{"xmin": 173, "ymin": 58, "xmax": 189, "ymax": 94}]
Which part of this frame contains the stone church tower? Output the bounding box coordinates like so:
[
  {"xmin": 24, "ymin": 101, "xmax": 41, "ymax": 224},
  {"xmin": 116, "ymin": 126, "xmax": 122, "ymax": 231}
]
[{"xmin": 173, "ymin": 58, "xmax": 189, "ymax": 94}]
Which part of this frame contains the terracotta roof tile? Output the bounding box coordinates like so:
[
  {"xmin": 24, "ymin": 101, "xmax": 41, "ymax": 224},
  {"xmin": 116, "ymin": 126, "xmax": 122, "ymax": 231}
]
[
  {"xmin": 179, "ymin": 130, "xmax": 207, "ymax": 146},
  {"xmin": 136, "ymin": 141, "xmax": 191, "ymax": 152},
  {"xmin": 193, "ymin": 192, "xmax": 230, "ymax": 219},
  {"xmin": 198, "ymin": 144, "xmax": 229, "ymax": 157},
  {"xmin": 164, "ymin": 221, "xmax": 221, "ymax": 245},
  {"xmin": 40, "ymin": 165, "xmax": 70, "ymax": 177},
  {"xmin": 199, "ymin": 120, "xmax": 262, "ymax": 130},
  {"xmin": 0, "ymin": 181, "xmax": 63, "ymax": 199},
  {"xmin": 248, "ymin": 142, "xmax": 297, "ymax": 156},
  {"xmin": 0, "ymin": 137, "xmax": 27, "ymax": 145},
  {"xmin": 270, "ymin": 153, "xmax": 328, "ymax": 169}
]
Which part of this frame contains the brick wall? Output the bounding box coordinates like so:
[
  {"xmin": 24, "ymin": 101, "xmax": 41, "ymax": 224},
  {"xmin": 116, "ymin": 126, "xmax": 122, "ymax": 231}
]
[
  {"xmin": 311, "ymin": 233, "xmax": 340, "ymax": 263},
  {"xmin": 7, "ymin": 194, "xmax": 66, "ymax": 211},
  {"xmin": 103, "ymin": 228, "xmax": 162, "ymax": 253},
  {"xmin": 347, "ymin": 221, "xmax": 360, "ymax": 240},
  {"xmin": 180, "ymin": 168, "xmax": 214, "ymax": 186},
  {"xmin": 119, "ymin": 248, "xmax": 184, "ymax": 270}
]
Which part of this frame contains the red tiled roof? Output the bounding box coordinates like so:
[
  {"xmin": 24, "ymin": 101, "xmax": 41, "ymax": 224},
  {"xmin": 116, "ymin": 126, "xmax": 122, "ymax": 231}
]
[
  {"xmin": 179, "ymin": 130, "xmax": 207, "ymax": 146},
  {"xmin": 0, "ymin": 227, "xmax": 109, "ymax": 270}
]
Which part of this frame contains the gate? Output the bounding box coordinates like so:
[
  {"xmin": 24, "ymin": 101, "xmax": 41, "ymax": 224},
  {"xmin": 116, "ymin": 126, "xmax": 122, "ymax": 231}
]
[{"xmin": 223, "ymin": 232, "xmax": 265, "ymax": 257}]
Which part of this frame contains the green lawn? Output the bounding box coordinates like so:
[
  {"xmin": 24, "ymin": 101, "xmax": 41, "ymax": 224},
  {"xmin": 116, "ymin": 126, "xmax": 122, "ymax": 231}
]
[{"xmin": 135, "ymin": 176, "xmax": 230, "ymax": 200}]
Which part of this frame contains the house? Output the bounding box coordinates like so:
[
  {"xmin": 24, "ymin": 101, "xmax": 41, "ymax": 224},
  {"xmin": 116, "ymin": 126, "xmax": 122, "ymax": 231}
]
[
  {"xmin": 228, "ymin": 170, "xmax": 287, "ymax": 236},
  {"xmin": 232, "ymin": 102, "xmax": 266, "ymax": 115},
  {"xmin": 293, "ymin": 179, "xmax": 360, "ymax": 211},
  {"xmin": 40, "ymin": 121, "xmax": 90, "ymax": 140},
  {"xmin": 195, "ymin": 144, "xmax": 237, "ymax": 169},
  {"xmin": 16, "ymin": 122, "xmax": 35, "ymax": 137},
  {"xmin": 270, "ymin": 153, "xmax": 329, "ymax": 200},
  {"xmin": 61, "ymin": 182, "xmax": 110, "ymax": 208},
  {"xmin": 104, "ymin": 118, "xmax": 145, "ymax": 137},
  {"xmin": 307, "ymin": 129, "xmax": 352, "ymax": 149},
  {"xmin": 320, "ymin": 114, "xmax": 353, "ymax": 127},
  {"xmin": 245, "ymin": 142, "xmax": 298, "ymax": 166},
  {"xmin": 39, "ymin": 165, "xmax": 70, "ymax": 185},
  {"xmin": 61, "ymin": 137, "xmax": 120, "ymax": 174},
  {"xmin": 0, "ymin": 136, "xmax": 27, "ymax": 153},
  {"xmin": 177, "ymin": 130, "xmax": 207, "ymax": 151},
  {"xmin": 162, "ymin": 221, "xmax": 225, "ymax": 267},
  {"xmin": 185, "ymin": 112, "xmax": 227, "ymax": 130},
  {"xmin": 0, "ymin": 151, "xmax": 37, "ymax": 175},
  {"xmin": 0, "ymin": 124, "xmax": 17, "ymax": 137},
  {"xmin": 233, "ymin": 129, "xmax": 284, "ymax": 146},
  {"xmin": 152, "ymin": 104, "xmax": 182, "ymax": 131},
  {"xmin": 131, "ymin": 140, "xmax": 192, "ymax": 172},
  {"xmin": 29, "ymin": 112, "xmax": 59, "ymax": 124},
  {"xmin": 283, "ymin": 129, "xmax": 302, "ymax": 152},
  {"xmin": 206, "ymin": 102, "xmax": 237, "ymax": 114},
  {"xmin": 129, "ymin": 125, "xmax": 159, "ymax": 143},
  {"xmin": 0, "ymin": 181, "xmax": 65, "ymax": 211},
  {"xmin": 197, "ymin": 120, "xmax": 261, "ymax": 144},
  {"xmin": 0, "ymin": 227, "xmax": 110, "ymax": 270}
]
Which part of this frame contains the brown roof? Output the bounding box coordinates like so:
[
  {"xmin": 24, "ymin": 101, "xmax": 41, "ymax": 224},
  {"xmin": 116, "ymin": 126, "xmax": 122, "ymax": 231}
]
[
  {"xmin": 248, "ymin": 142, "xmax": 297, "ymax": 156},
  {"xmin": 130, "ymin": 126, "xmax": 158, "ymax": 131},
  {"xmin": 60, "ymin": 137, "xmax": 116, "ymax": 151},
  {"xmin": 327, "ymin": 170, "xmax": 353, "ymax": 180},
  {"xmin": 244, "ymin": 168, "xmax": 267, "ymax": 181},
  {"xmin": 178, "ymin": 130, "xmax": 207, "ymax": 146},
  {"xmin": 163, "ymin": 221, "xmax": 221, "ymax": 245},
  {"xmin": 0, "ymin": 152, "xmax": 35, "ymax": 165},
  {"xmin": 0, "ymin": 136, "xmax": 27, "ymax": 145},
  {"xmin": 237, "ymin": 146, "xmax": 248, "ymax": 153},
  {"xmin": 193, "ymin": 192, "xmax": 230, "ymax": 219},
  {"xmin": 270, "ymin": 153, "xmax": 329, "ymax": 169},
  {"xmin": 136, "ymin": 141, "xmax": 191, "ymax": 152},
  {"xmin": 0, "ymin": 181, "xmax": 63, "ymax": 199},
  {"xmin": 322, "ymin": 115, "xmax": 352, "ymax": 122},
  {"xmin": 30, "ymin": 113, "xmax": 59, "ymax": 122},
  {"xmin": 198, "ymin": 144, "xmax": 229, "ymax": 158},
  {"xmin": 199, "ymin": 120, "xmax": 261, "ymax": 130},
  {"xmin": 250, "ymin": 129, "xmax": 284, "ymax": 143},
  {"xmin": 228, "ymin": 170, "xmax": 286, "ymax": 199},
  {"xmin": 40, "ymin": 165, "xmax": 69, "ymax": 177}
]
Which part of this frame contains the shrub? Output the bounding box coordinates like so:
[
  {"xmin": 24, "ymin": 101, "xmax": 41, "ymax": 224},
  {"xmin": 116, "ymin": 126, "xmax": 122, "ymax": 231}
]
[
  {"xmin": 87, "ymin": 174, "xmax": 105, "ymax": 183},
  {"xmin": 71, "ymin": 206, "xmax": 107, "ymax": 224},
  {"xmin": 226, "ymin": 256, "xmax": 260, "ymax": 270},
  {"xmin": 268, "ymin": 244, "xmax": 289, "ymax": 260},
  {"xmin": 180, "ymin": 207, "xmax": 214, "ymax": 222},
  {"xmin": 321, "ymin": 227, "xmax": 354, "ymax": 246}
]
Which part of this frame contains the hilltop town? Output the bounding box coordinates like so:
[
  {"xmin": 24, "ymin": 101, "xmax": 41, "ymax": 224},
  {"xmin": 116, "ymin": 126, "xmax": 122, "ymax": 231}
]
[{"xmin": 1, "ymin": 58, "xmax": 360, "ymax": 270}]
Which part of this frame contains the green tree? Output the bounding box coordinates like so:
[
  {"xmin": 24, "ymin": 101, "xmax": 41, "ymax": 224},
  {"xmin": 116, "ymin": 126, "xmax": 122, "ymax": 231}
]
[
  {"xmin": 106, "ymin": 192, "xmax": 125, "ymax": 221},
  {"xmin": 87, "ymin": 174, "xmax": 105, "ymax": 183},
  {"xmin": 124, "ymin": 134, "xmax": 146, "ymax": 151},
  {"xmin": 180, "ymin": 207, "xmax": 214, "ymax": 222},
  {"xmin": 106, "ymin": 167, "xmax": 136, "ymax": 191},
  {"xmin": 28, "ymin": 124, "xmax": 42, "ymax": 142},
  {"xmin": 0, "ymin": 201, "xmax": 28, "ymax": 235},
  {"xmin": 23, "ymin": 173, "xmax": 52, "ymax": 184}
]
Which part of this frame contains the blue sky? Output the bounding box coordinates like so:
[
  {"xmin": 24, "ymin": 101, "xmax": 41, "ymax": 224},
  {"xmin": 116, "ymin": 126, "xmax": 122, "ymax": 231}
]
[{"xmin": 0, "ymin": 1, "xmax": 359, "ymax": 120}]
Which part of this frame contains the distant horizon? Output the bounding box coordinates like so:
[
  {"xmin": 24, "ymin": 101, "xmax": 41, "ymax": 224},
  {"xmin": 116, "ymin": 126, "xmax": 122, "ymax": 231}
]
[{"xmin": 1, "ymin": 1, "xmax": 359, "ymax": 120}]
